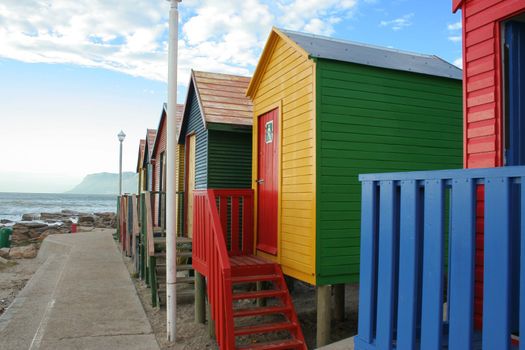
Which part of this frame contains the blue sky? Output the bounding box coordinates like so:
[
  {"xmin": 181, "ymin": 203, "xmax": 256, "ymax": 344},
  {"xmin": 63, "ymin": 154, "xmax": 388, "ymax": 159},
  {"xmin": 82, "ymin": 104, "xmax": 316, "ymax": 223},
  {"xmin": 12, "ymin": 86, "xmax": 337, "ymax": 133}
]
[{"xmin": 0, "ymin": 0, "xmax": 462, "ymax": 192}]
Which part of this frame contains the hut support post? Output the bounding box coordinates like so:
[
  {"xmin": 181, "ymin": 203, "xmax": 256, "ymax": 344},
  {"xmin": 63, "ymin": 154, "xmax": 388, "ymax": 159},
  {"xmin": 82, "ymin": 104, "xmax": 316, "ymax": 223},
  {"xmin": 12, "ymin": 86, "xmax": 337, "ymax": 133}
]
[
  {"xmin": 334, "ymin": 284, "xmax": 345, "ymax": 322},
  {"xmin": 206, "ymin": 295, "xmax": 215, "ymax": 339},
  {"xmin": 195, "ymin": 271, "xmax": 206, "ymax": 324},
  {"xmin": 317, "ymin": 285, "xmax": 332, "ymax": 347}
]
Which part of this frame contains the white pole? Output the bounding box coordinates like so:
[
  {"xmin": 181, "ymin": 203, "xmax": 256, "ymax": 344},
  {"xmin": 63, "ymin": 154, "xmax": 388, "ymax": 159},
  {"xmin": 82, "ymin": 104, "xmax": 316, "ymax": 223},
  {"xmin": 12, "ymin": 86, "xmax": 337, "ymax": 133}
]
[{"xmin": 166, "ymin": 0, "xmax": 180, "ymax": 342}]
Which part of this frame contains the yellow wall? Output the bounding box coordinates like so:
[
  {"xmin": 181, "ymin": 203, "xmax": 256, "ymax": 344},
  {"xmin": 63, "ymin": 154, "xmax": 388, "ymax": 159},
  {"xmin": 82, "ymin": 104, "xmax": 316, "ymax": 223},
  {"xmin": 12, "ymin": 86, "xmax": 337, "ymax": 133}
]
[{"xmin": 250, "ymin": 33, "xmax": 316, "ymax": 285}]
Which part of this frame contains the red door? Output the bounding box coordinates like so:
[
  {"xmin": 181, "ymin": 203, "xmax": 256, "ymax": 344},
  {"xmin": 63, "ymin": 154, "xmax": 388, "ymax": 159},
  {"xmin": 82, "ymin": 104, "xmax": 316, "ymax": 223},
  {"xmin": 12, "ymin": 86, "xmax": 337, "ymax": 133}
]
[{"xmin": 257, "ymin": 109, "xmax": 278, "ymax": 255}]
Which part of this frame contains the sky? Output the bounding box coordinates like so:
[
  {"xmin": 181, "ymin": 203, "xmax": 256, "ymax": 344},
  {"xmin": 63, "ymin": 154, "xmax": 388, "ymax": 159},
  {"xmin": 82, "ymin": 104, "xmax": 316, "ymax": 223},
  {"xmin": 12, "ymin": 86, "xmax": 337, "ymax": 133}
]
[{"xmin": 0, "ymin": 0, "xmax": 462, "ymax": 193}]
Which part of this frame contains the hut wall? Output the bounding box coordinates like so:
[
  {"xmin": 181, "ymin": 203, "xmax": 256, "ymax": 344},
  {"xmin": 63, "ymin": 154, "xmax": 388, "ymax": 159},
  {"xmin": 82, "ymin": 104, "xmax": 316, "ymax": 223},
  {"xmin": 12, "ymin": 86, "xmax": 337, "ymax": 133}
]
[
  {"xmin": 315, "ymin": 59, "xmax": 463, "ymax": 285},
  {"xmin": 181, "ymin": 90, "xmax": 208, "ymax": 190},
  {"xmin": 251, "ymin": 35, "xmax": 317, "ymax": 285},
  {"xmin": 208, "ymin": 129, "xmax": 252, "ymax": 189}
]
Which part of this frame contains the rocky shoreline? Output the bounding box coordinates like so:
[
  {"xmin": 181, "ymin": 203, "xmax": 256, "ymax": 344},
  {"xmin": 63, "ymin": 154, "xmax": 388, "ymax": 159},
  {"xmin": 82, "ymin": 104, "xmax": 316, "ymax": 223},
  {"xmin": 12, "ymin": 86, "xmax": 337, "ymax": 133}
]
[{"xmin": 0, "ymin": 210, "xmax": 116, "ymax": 260}]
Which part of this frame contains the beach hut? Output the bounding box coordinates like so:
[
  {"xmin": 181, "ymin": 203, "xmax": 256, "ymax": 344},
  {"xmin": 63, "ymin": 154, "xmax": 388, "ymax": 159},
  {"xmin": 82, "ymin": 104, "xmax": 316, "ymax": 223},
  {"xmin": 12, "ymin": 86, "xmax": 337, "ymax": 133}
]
[
  {"xmin": 142, "ymin": 129, "xmax": 157, "ymax": 192},
  {"xmin": 151, "ymin": 103, "xmax": 184, "ymax": 228},
  {"xmin": 453, "ymin": 0, "xmax": 525, "ymax": 334},
  {"xmin": 136, "ymin": 139, "xmax": 146, "ymax": 195},
  {"xmin": 246, "ymin": 27, "xmax": 463, "ymax": 345},
  {"xmin": 353, "ymin": 3, "xmax": 525, "ymax": 348},
  {"xmin": 178, "ymin": 70, "xmax": 253, "ymax": 238}
]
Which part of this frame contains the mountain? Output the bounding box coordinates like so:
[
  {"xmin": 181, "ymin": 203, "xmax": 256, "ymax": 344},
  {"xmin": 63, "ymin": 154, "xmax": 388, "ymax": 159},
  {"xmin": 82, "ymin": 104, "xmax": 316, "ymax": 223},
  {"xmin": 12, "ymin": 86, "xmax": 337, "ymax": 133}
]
[{"xmin": 66, "ymin": 172, "xmax": 138, "ymax": 195}]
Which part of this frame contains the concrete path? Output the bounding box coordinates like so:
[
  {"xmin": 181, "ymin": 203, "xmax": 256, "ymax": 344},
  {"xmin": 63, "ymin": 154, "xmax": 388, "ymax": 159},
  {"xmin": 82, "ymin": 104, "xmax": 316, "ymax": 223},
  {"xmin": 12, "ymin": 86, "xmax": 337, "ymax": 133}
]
[{"xmin": 0, "ymin": 230, "xmax": 159, "ymax": 350}]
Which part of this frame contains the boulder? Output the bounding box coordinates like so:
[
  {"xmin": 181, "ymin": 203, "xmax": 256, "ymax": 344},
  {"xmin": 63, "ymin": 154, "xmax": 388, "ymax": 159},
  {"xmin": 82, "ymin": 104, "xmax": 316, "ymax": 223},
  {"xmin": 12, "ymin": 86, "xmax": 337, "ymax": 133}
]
[
  {"xmin": 0, "ymin": 219, "xmax": 12, "ymax": 224},
  {"xmin": 9, "ymin": 244, "xmax": 37, "ymax": 259},
  {"xmin": 78, "ymin": 215, "xmax": 95, "ymax": 226},
  {"xmin": 93, "ymin": 212, "xmax": 116, "ymax": 228},
  {"xmin": 40, "ymin": 212, "xmax": 65, "ymax": 221},
  {"xmin": 11, "ymin": 222, "xmax": 49, "ymax": 243},
  {"xmin": 21, "ymin": 213, "xmax": 39, "ymax": 221},
  {"xmin": 0, "ymin": 248, "xmax": 9, "ymax": 259}
]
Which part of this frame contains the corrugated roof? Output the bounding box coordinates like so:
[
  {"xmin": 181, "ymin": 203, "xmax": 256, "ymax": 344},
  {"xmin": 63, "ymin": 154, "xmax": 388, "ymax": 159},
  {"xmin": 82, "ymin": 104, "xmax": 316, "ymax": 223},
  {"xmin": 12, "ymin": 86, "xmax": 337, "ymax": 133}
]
[
  {"xmin": 136, "ymin": 139, "xmax": 146, "ymax": 172},
  {"xmin": 277, "ymin": 28, "xmax": 462, "ymax": 80},
  {"xmin": 193, "ymin": 70, "xmax": 253, "ymax": 126}
]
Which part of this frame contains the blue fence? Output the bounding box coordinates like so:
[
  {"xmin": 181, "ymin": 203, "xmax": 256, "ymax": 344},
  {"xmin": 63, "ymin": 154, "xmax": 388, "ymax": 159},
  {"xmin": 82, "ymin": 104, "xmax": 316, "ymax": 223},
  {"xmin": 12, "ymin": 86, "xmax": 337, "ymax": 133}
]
[{"xmin": 356, "ymin": 166, "xmax": 525, "ymax": 350}]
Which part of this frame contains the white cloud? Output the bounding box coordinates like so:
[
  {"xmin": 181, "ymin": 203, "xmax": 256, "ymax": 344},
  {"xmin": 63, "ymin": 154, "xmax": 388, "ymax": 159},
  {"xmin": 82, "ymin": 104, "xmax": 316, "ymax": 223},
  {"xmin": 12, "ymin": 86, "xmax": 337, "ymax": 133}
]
[
  {"xmin": 453, "ymin": 57, "xmax": 463, "ymax": 68},
  {"xmin": 447, "ymin": 21, "xmax": 462, "ymax": 43},
  {"xmin": 0, "ymin": 0, "xmax": 361, "ymax": 83},
  {"xmin": 448, "ymin": 21, "xmax": 462, "ymax": 31},
  {"xmin": 380, "ymin": 13, "xmax": 413, "ymax": 31}
]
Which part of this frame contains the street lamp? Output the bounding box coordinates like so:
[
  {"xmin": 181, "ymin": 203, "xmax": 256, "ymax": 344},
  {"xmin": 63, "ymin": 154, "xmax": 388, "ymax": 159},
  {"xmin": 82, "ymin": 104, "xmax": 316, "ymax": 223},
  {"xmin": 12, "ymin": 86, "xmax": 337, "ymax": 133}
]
[{"xmin": 118, "ymin": 130, "xmax": 126, "ymax": 196}]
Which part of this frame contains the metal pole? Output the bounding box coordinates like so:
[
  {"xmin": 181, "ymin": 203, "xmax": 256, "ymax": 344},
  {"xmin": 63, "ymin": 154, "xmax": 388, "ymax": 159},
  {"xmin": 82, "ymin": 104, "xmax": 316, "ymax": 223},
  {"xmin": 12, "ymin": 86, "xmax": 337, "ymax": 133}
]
[
  {"xmin": 119, "ymin": 140, "xmax": 123, "ymax": 196},
  {"xmin": 166, "ymin": 0, "xmax": 180, "ymax": 342}
]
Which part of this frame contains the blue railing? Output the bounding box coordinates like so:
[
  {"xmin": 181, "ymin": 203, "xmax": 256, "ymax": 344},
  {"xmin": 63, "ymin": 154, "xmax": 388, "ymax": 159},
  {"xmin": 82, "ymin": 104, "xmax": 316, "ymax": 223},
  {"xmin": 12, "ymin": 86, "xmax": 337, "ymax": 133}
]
[{"xmin": 356, "ymin": 166, "xmax": 525, "ymax": 350}]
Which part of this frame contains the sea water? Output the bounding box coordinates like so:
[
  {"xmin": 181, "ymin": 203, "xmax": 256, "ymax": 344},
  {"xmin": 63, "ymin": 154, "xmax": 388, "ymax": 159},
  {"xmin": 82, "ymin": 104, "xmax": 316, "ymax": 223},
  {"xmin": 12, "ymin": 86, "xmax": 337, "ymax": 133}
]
[{"xmin": 0, "ymin": 192, "xmax": 117, "ymax": 222}]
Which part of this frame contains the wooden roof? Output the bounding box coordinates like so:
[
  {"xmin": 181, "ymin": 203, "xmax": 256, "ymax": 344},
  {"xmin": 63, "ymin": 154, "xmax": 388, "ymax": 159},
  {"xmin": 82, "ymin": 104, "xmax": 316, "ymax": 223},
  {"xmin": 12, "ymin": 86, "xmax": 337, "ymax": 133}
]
[
  {"xmin": 136, "ymin": 139, "xmax": 146, "ymax": 172},
  {"xmin": 192, "ymin": 70, "xmax": 253, "ymax": 126}
]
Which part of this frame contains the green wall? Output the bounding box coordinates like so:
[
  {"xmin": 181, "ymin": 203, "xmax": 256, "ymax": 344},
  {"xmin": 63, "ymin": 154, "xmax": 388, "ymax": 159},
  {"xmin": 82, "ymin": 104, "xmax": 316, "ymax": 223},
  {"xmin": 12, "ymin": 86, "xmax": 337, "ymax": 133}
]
[
  {"xmin": 315, "ymin": 58, "xmax": 463, "ymax": 285},
  {"xmin": 208, "ymin": 129, "xmax": 252, "ymax": 189}
]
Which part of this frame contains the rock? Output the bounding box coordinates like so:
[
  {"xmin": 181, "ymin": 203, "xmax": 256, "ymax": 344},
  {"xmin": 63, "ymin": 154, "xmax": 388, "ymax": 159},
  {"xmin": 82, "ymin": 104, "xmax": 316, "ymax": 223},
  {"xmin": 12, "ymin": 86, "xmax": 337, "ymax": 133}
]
[
  {"xmin": 9, "ymin": 244, "xmax": 37, "ymax": 259},
  {"xmin": 93, "ymin": 212, "xmax": 116, "ymax": 228},
  {"xmin": 78, "ymin": 215, "xmax": 95, "ymax": 226},
  {"xmin": 0, "ymin": 248, "xmax": 9, "ymax": 259},
  {"xmin": 40, "ymin": 212, "xmax": 65, "ymax": 221},
  {"xmin": 0, "ymin": 219, "xmax": 12, "ymax": 224},
  {"xmin": 0, "ymin": 256, "xmax": 8, "ymax": 264},
  {"xmin": 11, "ymin": 222, "xmax": 49, "ymax": 243},
  {"xmin": 21, "ymin": 213, "xmax": 39, "ymax": 221},
  {"xmin": 61, "ymin": 209, "xmax": 80, "ymax": 216}
]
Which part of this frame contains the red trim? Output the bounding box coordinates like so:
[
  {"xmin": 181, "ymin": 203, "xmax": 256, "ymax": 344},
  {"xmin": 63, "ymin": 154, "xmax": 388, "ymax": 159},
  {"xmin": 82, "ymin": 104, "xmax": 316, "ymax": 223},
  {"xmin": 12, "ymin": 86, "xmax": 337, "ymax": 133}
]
[{"xmin": 453, "ymin": 0, "xmax": 463, "ymax": 13}]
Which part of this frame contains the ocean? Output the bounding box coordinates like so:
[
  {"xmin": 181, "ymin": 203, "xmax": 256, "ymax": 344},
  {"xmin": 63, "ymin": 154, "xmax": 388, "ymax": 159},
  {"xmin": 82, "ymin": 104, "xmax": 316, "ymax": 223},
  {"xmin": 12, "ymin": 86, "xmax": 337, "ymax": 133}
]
[{"xmin": 0, "ymin": 192, "xmax": 117, "ymax": 222}]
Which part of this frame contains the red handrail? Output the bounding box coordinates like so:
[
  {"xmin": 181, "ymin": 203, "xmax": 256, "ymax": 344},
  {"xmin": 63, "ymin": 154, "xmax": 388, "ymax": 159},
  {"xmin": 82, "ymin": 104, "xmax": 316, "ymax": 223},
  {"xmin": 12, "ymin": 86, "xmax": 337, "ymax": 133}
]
[{"xmin": 192, "ymin": 190, "xmax": 237, "ymax": 349}]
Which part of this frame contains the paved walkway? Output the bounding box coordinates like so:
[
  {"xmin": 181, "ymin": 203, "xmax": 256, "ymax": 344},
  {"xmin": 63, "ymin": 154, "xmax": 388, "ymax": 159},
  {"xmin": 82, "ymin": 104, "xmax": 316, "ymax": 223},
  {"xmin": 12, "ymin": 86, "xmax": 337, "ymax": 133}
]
[{"xmin": 0, "ymin": 230, "xmax": 159, "ymax": 350}]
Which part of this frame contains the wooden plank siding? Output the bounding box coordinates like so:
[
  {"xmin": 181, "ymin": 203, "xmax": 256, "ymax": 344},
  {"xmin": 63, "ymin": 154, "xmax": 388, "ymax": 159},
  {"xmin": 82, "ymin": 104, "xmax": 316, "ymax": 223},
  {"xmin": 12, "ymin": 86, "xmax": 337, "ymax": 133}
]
[
  {"xmin": 175, "ymin": 143, "xmax": 185, "ymax": 235},
  {"xmin": 316, "ymin": 59, "xmax": 463, "ymax": 284},
  {"xmin": 208, "ymin": 130, "xmax": 252, "ymax": 189},
  {"xmin": 457, "ymin": 0, "xmax": 525, "ymax": 329},
  {"xmin": 180, "ymin": 89, "xmax": 208, "ymax": 190},
  {"xmin": 250, "ymin": 34, "xmax": 317, "ymax": 284}
]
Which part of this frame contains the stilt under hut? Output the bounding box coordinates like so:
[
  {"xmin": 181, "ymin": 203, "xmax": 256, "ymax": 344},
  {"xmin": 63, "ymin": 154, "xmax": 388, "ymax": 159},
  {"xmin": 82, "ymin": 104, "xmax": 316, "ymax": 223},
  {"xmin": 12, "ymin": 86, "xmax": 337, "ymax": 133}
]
[
  {"xmin": 354, "ymin": 1, "xmax": 525, "ymax": 348},
  {"xmin": 246, "ymin": 27, "xmax": 463, "ymax": 347}
]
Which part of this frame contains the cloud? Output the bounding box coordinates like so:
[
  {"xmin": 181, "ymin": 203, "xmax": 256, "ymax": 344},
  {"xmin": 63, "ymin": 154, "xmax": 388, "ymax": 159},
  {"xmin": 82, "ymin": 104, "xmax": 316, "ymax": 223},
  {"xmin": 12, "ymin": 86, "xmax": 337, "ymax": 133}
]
[
  {"xmin": 380, "ymin": 13, "xmax": 414, "ymax": 31},
  {"xmin": 447, "ymin": 21, "xmax": 462, "ymax": 43},
  {"xmin": 453, "ymin": 57, "xmax": 462, "ymax": 68},
  {"xmin": 0, "ymin": 0, "xmax": 361, "ymax": 83},
  {"xmin": 448, "ymin": 21, "xmax": 462, "ymax": 31}
]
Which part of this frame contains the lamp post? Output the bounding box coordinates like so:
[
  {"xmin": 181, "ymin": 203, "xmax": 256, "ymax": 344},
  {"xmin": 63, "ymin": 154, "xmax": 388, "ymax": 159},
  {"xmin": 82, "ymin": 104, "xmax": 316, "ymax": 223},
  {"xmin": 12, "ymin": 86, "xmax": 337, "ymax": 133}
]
[
  {"xmin": 166, "ymin": 0, "xmax": 181, "ymax": 342},
  {"xmin": 118, "ymin": 130, "xmax": 126, "ymax": 196}
]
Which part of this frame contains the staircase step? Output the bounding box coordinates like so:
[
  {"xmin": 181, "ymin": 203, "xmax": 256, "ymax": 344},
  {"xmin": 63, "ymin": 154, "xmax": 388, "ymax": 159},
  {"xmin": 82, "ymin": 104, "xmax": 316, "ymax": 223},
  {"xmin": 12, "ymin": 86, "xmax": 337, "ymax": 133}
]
[
  {"xmin": 233, "ymin": 289, "xmax": 286, "ymax": 301},
  {"xmin": 233, "ymin": 305, "xmax": 290, "ymax": 318},
  {"xmin": 155, "ymin": 251, "xmax": 192, "ymax": 259},
  {"xmin": 156, "ymin": 264, "xmax": 193, "ymax": 272},
  {"xmin": 237, "ymin": 338, "xmax": 305, "ymax": 350},
  {"xmin": 232, "ymin": 274, "xmax": 280, "ymax": 284},
  {"xmin": 234, "ymin": 321, "xmax": 296, "ymax": 337},
  {"xmin": 176, "ymin": 276, "xmax": 195, "ymax": 284}
]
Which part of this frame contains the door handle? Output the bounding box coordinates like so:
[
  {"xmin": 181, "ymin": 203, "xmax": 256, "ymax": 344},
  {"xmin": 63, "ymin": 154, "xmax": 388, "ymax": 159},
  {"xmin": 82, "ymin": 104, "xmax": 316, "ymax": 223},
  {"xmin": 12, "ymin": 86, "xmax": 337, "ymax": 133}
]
[{"xmin": 256, "ymin": 179, "xmax": 264, "ymax": 184}]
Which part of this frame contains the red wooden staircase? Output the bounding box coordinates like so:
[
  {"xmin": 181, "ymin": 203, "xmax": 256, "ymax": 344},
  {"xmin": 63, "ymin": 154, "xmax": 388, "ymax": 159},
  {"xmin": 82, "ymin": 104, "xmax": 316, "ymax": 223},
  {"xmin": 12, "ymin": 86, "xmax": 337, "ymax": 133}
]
[{"xmin": 192, "ymin": 190, "xmax": 306, "ymax": 350}]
